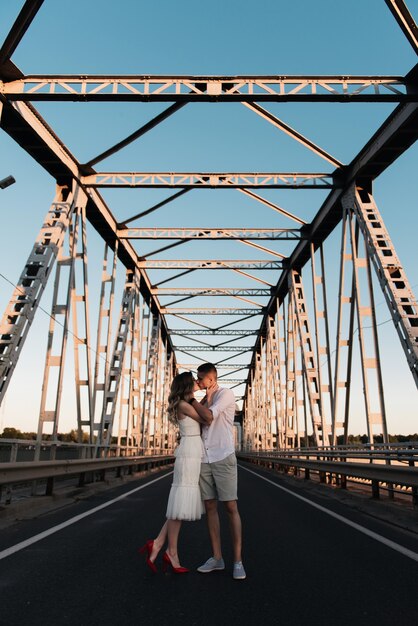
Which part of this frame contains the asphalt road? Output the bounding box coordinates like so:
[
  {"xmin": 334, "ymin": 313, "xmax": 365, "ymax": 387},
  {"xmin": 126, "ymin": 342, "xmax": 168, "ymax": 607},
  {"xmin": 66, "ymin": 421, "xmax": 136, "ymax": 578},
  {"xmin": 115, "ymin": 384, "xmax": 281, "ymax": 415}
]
[{"xmin": 0, "ymin": 462, "xmax": 417, "ymax": 626}]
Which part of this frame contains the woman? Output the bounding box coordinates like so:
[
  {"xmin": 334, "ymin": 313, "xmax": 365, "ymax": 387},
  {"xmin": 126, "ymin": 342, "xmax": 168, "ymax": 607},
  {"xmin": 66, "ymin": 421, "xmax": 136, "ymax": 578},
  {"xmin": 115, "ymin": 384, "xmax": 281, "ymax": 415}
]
[{"xmin": 139, "ymin": 371, "xmax": 206, "ymax": 574}]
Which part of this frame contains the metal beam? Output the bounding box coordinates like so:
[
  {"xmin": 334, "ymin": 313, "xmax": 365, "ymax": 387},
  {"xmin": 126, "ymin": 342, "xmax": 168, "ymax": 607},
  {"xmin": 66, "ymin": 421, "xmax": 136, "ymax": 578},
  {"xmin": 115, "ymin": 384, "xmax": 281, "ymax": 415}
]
[
  {"xmin": 0, "ymin": 1, "xmax": 45, "ymax": 67},
  {"xmin": 385, "ymin": 0, "xmax": 418, "ymax": 53},
  {"xmin": 2, "ymin": 75, "xmax": 408, "ymax": 102},
  {"xmin": 137, "ymin": 260, "xmax": 284, "ymax": 270},
  {"xmin": 162, "ymin": 295, "xmax": 263, "ymax": 307},
  {"xmin": 173, "ymin": 346, "xmax": 254, "ymax": 352},
  {"xmin": 85, "ymin": 102, "xmax": 187, "ymax": 168},
  {"xmin": 243, "ymin": 102, "xmax": 343, "ymax": 168},
  {"xmin": 213, "ymin": 379, "xmax": 246, "ymax": 384},
  {"xmin": 121, "ymin": 189, "xmax": 191, "ymax": 225},
  {"xmin": 170, "ymin": 330, "xmax": 258, "ymax": 336},
  {"xmin": 163, "ymin": 308, "xmax": 264, "ymax": 315},
  {"xmin": 237, "ymin": 188, "xmax": 308, "ymax": 225},
  {"xmin": 178, "ymin": 363, "xmax": 250, "ymax": 369},
  {"xmin": 82, "ymin": 172, "xmax": 334, "ymax": 189},
  {"xmin": 153, "ymin": 288, "xmax": 271, "ymax": 296},
  {"xmin": 118, "ymin": 228, "xmax": 303, "ymax": 240}
]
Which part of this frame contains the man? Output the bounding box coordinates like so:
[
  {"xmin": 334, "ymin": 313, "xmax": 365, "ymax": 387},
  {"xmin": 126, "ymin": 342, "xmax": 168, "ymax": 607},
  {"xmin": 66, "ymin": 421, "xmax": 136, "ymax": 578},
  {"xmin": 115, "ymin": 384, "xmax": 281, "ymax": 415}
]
[{"xmin": 189, "ymin": 362, "xmax": 246, "ymax": 580}]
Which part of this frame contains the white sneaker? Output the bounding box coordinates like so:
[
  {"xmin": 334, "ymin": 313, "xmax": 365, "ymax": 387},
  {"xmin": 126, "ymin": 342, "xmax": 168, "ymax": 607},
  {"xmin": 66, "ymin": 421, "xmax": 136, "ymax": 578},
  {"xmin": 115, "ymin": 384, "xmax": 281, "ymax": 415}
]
[
  {"xmin": 197, "ymin": 557, "xmax": 225, "ymax": 573},
  {"xmin": 233, "ymin": 561, "xmax": 246, "ymax": 580}
]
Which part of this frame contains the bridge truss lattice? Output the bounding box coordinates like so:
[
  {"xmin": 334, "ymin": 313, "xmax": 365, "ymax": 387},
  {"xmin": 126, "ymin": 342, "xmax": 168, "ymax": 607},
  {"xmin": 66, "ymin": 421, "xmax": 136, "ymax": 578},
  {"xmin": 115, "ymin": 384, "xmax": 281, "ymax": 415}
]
[{"xmin": 0, "ymin": 0, "xmax": 417, "ymax": 454}]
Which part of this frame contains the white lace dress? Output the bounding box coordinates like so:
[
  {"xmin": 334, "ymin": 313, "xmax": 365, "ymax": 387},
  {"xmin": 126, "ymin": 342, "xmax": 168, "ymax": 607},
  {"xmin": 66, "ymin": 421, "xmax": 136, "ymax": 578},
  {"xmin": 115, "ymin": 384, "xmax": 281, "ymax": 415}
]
[{"xmin": 166, "ymin": 415, "xmax": 205, "ymax": 521}]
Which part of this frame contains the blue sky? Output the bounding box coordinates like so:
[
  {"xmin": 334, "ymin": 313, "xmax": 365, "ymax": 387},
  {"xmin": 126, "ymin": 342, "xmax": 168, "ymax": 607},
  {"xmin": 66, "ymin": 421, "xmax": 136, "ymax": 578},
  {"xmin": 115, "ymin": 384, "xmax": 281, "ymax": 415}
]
[{"xmin": 0, "ymin": 0, "xmax": 417, "ymax": 436}]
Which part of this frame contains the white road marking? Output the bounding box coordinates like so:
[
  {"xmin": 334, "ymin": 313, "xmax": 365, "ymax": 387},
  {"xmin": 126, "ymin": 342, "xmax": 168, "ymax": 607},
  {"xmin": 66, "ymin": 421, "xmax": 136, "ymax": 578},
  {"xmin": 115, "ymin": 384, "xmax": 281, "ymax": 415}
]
[
  {"xmin": 239, "ymin": 464, "xmax": 418, "ymax": 563},
  {"xmin": 0, "ymin": 471, "xmax": 173, "ymax": 561}
]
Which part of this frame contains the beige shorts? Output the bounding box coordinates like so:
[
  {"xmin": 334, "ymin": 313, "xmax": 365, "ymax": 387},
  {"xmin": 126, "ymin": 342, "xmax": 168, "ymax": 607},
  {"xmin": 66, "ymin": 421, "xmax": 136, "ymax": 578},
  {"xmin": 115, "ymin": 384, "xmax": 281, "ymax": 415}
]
[{"xmin": 199, "ymin": 453, "xmax": 238, "ymax": 501}]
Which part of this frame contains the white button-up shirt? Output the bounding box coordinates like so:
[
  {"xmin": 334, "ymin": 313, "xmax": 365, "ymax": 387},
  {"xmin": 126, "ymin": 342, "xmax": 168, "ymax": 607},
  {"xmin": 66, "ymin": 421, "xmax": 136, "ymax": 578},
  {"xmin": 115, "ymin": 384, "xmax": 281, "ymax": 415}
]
[{"xmin": 201, "ymin": 387, "xmax": 236, "ymax": 464}]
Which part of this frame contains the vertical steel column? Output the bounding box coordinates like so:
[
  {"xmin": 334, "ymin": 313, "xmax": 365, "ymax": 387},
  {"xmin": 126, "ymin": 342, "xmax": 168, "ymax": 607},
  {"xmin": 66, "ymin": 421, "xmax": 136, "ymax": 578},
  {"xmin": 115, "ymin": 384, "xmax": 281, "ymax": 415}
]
[
  {"xmin": 161, "ymin": 350, "xmax": 175, "ymax": 451},
  {"xmin": 92, "ymin": 242, "xmax": 118, "ymax": 445},
  {"xmin": 264, "ymin": 326, "xmax": 273, "ymax": 449},
  {"xmin": 96, "ymin": 269, "xmax": 137, "ymax": 453},
  {"xmin": 141, "ymin": 314, "xmax": 161, "ymax": 452},
  {"xmin": 116, "ymin": 328, "xmax": 130, "ymax": 453},
  {"xmin": 266, "ymin": 313, "xmax": 283, "ymax": 449},
  {"xmin": 117, "ymin": 285, "xmax": 139, "ymax": 454},
  {"xmin": 128, "ymin": 287, "xmax": 143, "ymax": 451},
  {"xmin": 152, "ymin": 331, "xmax": 164, "ymax": 452},
  {"xmin": 71, "ymin": 202, "xmax": 94, "ymax": 443},
  {"xmin": 332, "ymin": 210, "xmax": 356, "ymax": 444},
  {"xmin": 310, "ymin": 244, "xmax": 334, "ymax": 435},
  {"xmin": 0, "ymin": 185, "xmax": 76, "ymax": 405},
  {"xmin": 245, "ymin": 370, "xmax": 257, "ymax": 450},
  {"xmin": 346, "ymin": 186, "xmax": 418, "ymax": 387},
  {"xmin": 292, "ymin": 300, "xmax": 304, "ymax": 449},
  {"xmin": 37, "ymin": 189, "xmax": 89, "ymax": 448},
  {"xmin": 135, "ymin": 300, "xmax": 148, "ymax": 450},
  {"xmin": 275, "ymin": 307, "xmax": 286, "ymax": 447},
  {"xmin": 289, "ymin": 270, "xmax": 328, "ymax": 446},
  {"xmin": 255, "ymin": 346, "xmax": 266, "ymax": 450},
  {"xmin": 249, "ymin": 354, "xmax": 259, "ymax": 449},
  {"xmin": 243, "ymin": 396, "xmax": 249, "ymax": 450},
  {"xmin": 345, "ymin": 204, "xmax": 388, "ymax": 444},
  {"xmin": 284, "ymin": 296, "xmax": 297, "ymax": 448},
  {"xmin": 259, "ymin": 338, "xmax": 268, "ymax": 449}
]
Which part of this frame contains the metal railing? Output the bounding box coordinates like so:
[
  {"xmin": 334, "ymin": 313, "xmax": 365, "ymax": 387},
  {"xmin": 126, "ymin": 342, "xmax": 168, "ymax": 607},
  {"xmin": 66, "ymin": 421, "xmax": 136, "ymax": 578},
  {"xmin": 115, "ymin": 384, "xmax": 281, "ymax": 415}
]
[
  {"xmin": 0, "ymin": 438, "xmax": 175, "ymax": 506},
  {"xmin": 0, "ymin": 438, "xmax": 175, "ymax": 462},
  {"xmin": 240, "ymin": 442, "xmax": 418, "ymax": 463},
  {"xmin": 238, "ymin": 443, "xmax": 418, "ymax": 507}
]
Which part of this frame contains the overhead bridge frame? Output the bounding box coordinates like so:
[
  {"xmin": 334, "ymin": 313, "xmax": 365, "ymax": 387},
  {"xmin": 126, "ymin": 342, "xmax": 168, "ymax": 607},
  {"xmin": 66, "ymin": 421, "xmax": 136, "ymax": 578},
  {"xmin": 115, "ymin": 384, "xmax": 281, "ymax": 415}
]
[
  {"xmin": 0, "ymin": 0, "xmax": 417, "ymax": 456},
  {"xmin": 1, "ymin": 74, "xmax": 411, "ymax": 102}
]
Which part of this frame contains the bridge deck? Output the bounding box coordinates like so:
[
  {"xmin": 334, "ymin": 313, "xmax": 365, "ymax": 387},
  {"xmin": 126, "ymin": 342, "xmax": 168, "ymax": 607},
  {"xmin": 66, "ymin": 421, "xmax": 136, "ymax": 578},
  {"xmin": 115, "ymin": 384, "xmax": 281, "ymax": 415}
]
[{"xmin": 0, "ymin": 463, "xmax": 417, "ymax": 626}]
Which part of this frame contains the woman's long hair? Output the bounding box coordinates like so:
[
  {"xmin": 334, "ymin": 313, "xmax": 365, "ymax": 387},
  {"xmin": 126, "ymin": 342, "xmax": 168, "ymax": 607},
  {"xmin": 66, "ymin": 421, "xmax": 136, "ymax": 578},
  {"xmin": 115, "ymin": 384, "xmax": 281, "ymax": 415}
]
[{"xmin": 167, "ymin": 371, "xmax": 195, "ymax": 424}]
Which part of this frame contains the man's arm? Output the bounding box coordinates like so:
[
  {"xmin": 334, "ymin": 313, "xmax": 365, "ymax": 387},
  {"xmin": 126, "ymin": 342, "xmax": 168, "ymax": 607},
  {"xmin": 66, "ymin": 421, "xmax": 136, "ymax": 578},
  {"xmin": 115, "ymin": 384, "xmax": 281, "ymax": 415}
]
[{"xmin": 189, "ymin": 398, "xmax": 213, "ymax": 425}]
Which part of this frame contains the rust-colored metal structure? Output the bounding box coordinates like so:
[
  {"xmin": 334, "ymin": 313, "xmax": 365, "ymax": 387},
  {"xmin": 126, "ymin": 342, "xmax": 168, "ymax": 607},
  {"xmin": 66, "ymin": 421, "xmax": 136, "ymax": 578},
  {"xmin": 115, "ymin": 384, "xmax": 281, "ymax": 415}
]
[{"xmin": 0, "ymin": 0, "xmax": 417, "ymax": 456}]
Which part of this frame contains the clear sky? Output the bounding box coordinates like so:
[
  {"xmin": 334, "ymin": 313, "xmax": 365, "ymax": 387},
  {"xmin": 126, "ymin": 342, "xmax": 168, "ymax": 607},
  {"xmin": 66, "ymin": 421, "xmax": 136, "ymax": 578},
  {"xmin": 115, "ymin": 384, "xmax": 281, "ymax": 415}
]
[{"xmin": 0, "ymin": 0, "xmax": 417, "ymax": 437}]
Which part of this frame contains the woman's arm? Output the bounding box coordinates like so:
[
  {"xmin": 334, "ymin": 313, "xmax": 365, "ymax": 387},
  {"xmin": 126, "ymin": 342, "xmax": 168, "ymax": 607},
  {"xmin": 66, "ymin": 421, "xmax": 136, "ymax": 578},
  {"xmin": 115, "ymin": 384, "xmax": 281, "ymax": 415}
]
[
  {"xmin": 178, "ymin": 399, "xmax": 206, "ymax": 424},
  {"xmin": 188, "ymin": 398, "xmax": 213, "ymax": 426}
]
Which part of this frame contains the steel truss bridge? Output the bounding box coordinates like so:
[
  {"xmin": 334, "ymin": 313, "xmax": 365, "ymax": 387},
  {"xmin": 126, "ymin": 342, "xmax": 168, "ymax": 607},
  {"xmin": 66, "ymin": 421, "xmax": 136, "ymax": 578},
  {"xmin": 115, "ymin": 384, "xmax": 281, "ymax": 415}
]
[{"xmin": 0, "ymin": 0, "xmax": 417, "ymax": 466}]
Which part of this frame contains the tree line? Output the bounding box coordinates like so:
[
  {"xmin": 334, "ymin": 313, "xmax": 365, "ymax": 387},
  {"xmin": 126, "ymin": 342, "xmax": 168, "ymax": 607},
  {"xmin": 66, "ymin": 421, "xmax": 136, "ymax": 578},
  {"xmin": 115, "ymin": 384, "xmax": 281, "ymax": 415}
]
[
  {"xmin": 1, "ymin": 427, "xmax": 417, "ymax": 444},
  {"xmin": 0, "ymin": 427, "xmax": 90, "ymax": 443}
]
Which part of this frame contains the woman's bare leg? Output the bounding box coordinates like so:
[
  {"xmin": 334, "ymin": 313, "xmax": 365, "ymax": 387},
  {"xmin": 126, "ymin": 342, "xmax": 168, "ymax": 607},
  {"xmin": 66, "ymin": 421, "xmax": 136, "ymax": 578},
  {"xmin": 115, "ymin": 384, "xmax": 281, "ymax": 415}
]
[
  {"xmin": 166, "ymin": 519, "xmax": 183, "ymax": 567},
  {"xmin": 150, "ymin": 520, "xmax": 168, "ymax": 562}
]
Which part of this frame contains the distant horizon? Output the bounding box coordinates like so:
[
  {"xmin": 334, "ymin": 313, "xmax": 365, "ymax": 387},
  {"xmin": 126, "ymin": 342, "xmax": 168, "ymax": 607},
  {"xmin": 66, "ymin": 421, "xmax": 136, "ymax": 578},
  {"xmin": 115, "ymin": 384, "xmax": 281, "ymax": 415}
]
[
  {"xmin": 0, "ymin": 0, "xmax": 417, "ymax": 439},
  {"xmin": 1, "ymin": 425, "xmax": 417, "ymax": 443}
]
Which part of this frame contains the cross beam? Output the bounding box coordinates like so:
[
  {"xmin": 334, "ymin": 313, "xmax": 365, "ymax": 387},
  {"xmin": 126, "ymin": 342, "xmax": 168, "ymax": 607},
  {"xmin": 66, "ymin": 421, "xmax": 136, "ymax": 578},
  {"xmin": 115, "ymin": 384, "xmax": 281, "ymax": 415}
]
[
  {"xmin": 118, "ymin": 228, "xmax": 303, "ymax": 240},
  {"xmin": 178, "ymin": 363, "xmax": 249, "ymax": 369},
  {"xmin": 170, "ymin": 330, "xmax": 258, "ymax": 336},
  {"xmin": 174, "ymin": 346, "xmax": 253, "ymax": 352},
  {"xmin": 82, "ymin": 172, "xmax": 334, "ymax": 188},
  {"xmin": 0, "ymin": 1, "xmax": 45, "ymax": 67},
  {"xmin": 137, "ymin": 260, "xmax": 284, "ymax": 270},
  {"xmin": 2, "ymin": 75, "xmax": 408, "ymax": 102},
  {"xmin": 384, "ymin": 0, "xmax": 418, "ymax": 53},
  {"xmin": 215, "ymin": 379, "xmax": 246, "ymax": 384},
  {"xmin": 153, "ymin": 288, "xmax": 271, "ymax": 296},
  {"xmin": 163, "ymin": 308, "xmax": 264, "ymax": 315}
]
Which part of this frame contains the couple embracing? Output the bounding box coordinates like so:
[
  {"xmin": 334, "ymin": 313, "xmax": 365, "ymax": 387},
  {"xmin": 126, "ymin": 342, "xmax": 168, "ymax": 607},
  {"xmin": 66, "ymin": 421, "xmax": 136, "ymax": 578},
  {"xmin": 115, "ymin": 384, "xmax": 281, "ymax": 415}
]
[{"xmin": 139, "ymin": 362, "xmax": 246, "ymax": 580}]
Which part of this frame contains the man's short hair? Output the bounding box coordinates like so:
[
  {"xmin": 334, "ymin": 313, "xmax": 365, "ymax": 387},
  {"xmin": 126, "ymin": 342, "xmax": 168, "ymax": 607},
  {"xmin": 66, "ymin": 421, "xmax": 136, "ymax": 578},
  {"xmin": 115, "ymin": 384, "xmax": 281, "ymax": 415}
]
[{"xmin": 197, "ymin": 362, "xmax": 218, "ymax": 376}]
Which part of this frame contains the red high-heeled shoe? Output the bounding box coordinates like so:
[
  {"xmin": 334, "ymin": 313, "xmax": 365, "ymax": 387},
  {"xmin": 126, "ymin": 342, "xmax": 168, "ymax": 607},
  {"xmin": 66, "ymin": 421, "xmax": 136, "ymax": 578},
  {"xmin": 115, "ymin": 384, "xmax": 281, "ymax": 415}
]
[
  {"xmin": 162, "ymin": 552, "xmax": 189, "ymax": 574},
  {"xmin": 139, "ymin": 540, "xmax": 158, "ymax": 573}
]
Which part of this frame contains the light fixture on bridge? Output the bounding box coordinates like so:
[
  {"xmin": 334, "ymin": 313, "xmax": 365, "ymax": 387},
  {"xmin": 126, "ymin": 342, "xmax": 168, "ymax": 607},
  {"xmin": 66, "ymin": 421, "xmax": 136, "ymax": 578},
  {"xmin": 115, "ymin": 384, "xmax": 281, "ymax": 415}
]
[{"xmin": 0, "ymin": 175, "xmax": 16, "ymax": 190}]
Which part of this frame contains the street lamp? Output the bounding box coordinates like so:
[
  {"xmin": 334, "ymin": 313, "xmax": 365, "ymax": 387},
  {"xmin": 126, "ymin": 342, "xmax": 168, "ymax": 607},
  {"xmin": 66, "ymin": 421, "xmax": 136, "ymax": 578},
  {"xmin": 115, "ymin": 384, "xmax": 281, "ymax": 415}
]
[{"xmin": 0, "ymin": 176, "xmax": 16, "ymax": 189}]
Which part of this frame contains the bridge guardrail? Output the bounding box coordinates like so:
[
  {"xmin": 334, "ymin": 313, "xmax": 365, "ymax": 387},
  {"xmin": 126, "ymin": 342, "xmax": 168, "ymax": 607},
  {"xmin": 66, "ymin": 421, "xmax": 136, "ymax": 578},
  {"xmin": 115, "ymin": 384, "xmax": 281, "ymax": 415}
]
[
  {"xmin": 0, "ymin": 452, "xmax": 175, "ymax": 506},
  {"xmin": 238, "ymin": 446, "xmax": 418, "ymax": 507},
  {"xmin": 238, "ymin": 443, "xmax": 418, "ymax": 463},
  {"xmin": 0, "ymin": 438, "xmax": 173, "ymax": 463}
]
